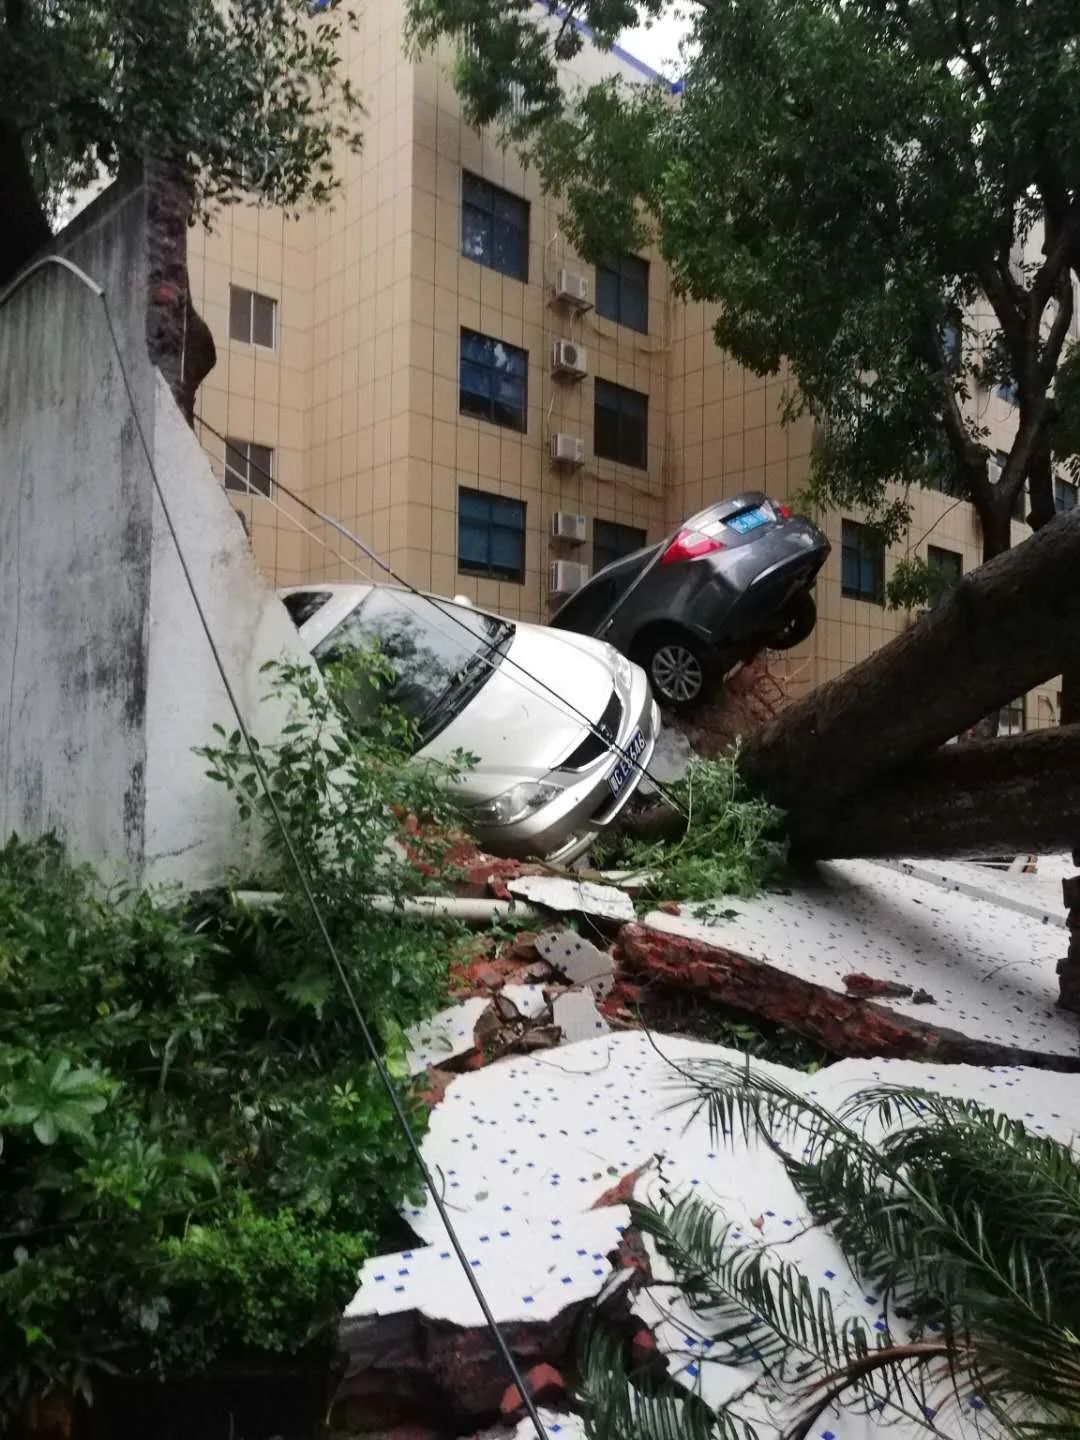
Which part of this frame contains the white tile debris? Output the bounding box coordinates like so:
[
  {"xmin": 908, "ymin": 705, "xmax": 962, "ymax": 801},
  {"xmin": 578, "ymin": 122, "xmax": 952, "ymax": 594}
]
[
  {"xmin": 404, "ymin": 997, "xmax": 492, "ymax": 1075},
  {"xmin": 535, "ymin": 928, "xmax": 616, "ymax": 999},
  {"xmin": 643, "ymin": 858, "xmax": 1080, "ymax": 1061},
  {"xmin": 552, "ymin": 989, "xmax": 610, "ymax": 1043},
  {"xmin": 507, "ymin": 875, "xmax": 636, "ymax": 924},
  {"xmin": 348, "ymin": 1030, "xmax": 1079, "ymax": 1439},
  {"xmin": 500, "ymin": 984, "xmax": 550, "ymax": 1020}
]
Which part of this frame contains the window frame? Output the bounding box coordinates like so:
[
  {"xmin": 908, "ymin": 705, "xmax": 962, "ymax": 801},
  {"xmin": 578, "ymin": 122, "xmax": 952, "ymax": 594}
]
[
  {"xmin": 459, "ymin": 328, "xmax": 529, "ymax": 433},
  {"xmin": 228, "ymin": 284, "xmax": 277, "ymax": 350},
  {"xmin": 840, "ymin": 519, "xmax": 885, "ymax": 604},
  {"xmin": 457, "ymin": 486, "xmax": 527, "ymax": 584},
  {"xmin": 593, "ymin": 518, "xmax": 647, "ymax": 574},
  {"xmin": 926, "ymin": 544, "xmax": 963, "ymax": 606},
  {"xmin": 460, "ymin": 172, "xmax": 530, "ymax": 283},
  {"xmin": 999, "ymin": 696, "xmax": 1026, "ymax": 736},
  {"xmin": 224, "ymin": 438, "xmax": 274, "ymax": 497},
  {"xmin": 593, "ymin": 378, "xmax": 649, "ymax": 470},
  {"xmin": 595, "ymin": 253, "xmax": 649, "ymax": 333},
  {"xmin": 1055, "ymin": 476, "xmax": 1079, "ymax": 514}
]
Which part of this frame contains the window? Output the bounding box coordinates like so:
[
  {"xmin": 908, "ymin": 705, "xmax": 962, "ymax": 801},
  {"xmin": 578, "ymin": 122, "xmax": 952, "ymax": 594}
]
[
  {"xmin": 459, "ymin": 329, "xmax": 528, "ymax": 431},
  {"xmin": 941, "ymin": 319, "xmax": 962, "ymax": 374},
  {"xmin": 457, "ymin": 487, "xmax": 526, "ymax": 582},
  {"xmin": 461, "ymin": 173, "xmax": 529, "ymax": 282},
  {"xmin": 841, "ymin": 519, "xmax": 884, "ymax": 603},
  {"xmin": 926, "ymin": 544, "xmax": 962, "ymax": 605},
  {"xmin": 1055, "ymin": 476, "xmax": 1079, "ymax": 514},
  {"xmin": 282, "ymin": 591, "xmax": 333, "ymax": 627},
  {"xmin": 229, "ymin": 285, "xmax": 276, "ymax": 348},
  {"xmin": 594, "ymin": 379, "xmax": 648, "ymax": 468},
  {"xmin": 596, "ymin": 253, "xmax": 649, "ymax": 333},
  {"xmin": 999, "ymin": 696, "xmax": 1026, "ymax": 736},
  {"xmin": 224, "ymin": 438, "xmax": 273, "ymax": 497},
  {"xmin": 593, "ymin": 519, "xmax": 647, "ymax": 574}
]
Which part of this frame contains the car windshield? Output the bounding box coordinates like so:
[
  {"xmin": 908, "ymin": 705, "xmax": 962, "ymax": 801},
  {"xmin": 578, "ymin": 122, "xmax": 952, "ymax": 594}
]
[{"xmin": 312, "ymin": 589, "xmax": 512, "ymax": 746}]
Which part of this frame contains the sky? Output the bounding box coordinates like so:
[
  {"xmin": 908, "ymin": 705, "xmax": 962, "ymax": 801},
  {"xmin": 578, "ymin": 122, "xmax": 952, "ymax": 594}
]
[{"xmin": 619, "ymin": 3, "xmax": 698, "ymax": 78}]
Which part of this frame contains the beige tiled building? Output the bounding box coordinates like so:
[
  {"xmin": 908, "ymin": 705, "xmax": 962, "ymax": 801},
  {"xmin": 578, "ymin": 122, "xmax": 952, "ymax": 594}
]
[{"xmin": 187, "ymin": 0, "xmax": 1066, "ymax": 730}]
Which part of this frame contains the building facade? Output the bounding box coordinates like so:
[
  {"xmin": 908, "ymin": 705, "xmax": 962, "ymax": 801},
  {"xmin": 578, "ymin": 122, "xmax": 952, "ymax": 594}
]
[{"xmin": 187, "ymin": 0, "xmax": 1066, "ymax": 728}]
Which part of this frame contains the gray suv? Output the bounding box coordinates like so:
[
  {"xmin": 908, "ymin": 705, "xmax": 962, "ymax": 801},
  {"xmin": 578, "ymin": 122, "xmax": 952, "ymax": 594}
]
[{"xmin": 550, "ymin": 493, "xmax": 830, "ymax": 711}]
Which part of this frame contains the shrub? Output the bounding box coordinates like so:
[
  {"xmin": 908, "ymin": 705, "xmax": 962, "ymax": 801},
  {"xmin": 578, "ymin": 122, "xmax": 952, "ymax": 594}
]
[
  {"xmin": 0, "ymin": 835, "xmax": 437, "ymax": 1419},
  {"xmin": 611, "ymin": 752, "xmax": 786, "ymax": 901}
]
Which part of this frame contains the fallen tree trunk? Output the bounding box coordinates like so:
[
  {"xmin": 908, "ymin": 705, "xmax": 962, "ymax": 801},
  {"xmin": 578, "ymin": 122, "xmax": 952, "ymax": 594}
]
[
  {"xmin": 740, "ymin": 508, "xmax": 1080, "ymax": 815},
  {"xmin": 790, "ymin": 724, "xmax": 1080, "ymax": 859}
]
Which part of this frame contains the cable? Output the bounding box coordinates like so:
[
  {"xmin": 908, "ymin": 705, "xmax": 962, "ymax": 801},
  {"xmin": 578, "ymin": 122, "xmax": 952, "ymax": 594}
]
[
  {"xmin": 2, "ymin": 255, "xmax": 550, "ymax": 1440},
  {"xmin": 194, "ymin": 410, "xmax": 687, "ymax": 813}
]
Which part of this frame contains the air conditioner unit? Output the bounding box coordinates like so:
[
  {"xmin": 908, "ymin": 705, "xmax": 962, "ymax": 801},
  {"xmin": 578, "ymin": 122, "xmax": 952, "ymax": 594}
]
[
  {"xmin": 552, "ymin": 339, "xmax": 587, "ymax": 378},
  {"xmin": 553, "ymin": 268, "xmax": 591, "ymax": 308},
  {"xmin": 549, "ymin": 559, "xmax": 590, "ymax": 596},
  {"xmin": 551, "ymin": 510, "xmax": 587, "ymax": 544},
  {"xmin": 550, "ymin": 432, "xmax": 585, "ymax": 467}
]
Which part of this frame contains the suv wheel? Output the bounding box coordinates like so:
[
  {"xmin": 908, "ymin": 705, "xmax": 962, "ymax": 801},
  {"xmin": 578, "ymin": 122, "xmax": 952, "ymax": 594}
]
[
  {"xmin": 641, "ymin": 632, "xmax": 713, "ymax": 712},
  {"xmin": 770, "ymin": 591, "xmax": 817, "ymax": 650}
]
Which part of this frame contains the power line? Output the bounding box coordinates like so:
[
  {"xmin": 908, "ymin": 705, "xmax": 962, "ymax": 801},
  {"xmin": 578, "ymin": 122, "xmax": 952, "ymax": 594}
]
[
  {"xmin": 1, "ymin": 255, "xmax": 551, "ymax": 1440},
  {"xmin": 194, "ymin": 411, "xmax": 687, "ymax": 816}
]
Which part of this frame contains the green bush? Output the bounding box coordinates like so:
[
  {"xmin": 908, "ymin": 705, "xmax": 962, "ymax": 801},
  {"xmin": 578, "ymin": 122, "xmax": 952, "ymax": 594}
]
[
  {"xmin": 609, "ymin": 752, "xmax": 786, "ymax": 902},
  {"xmin": 0, "ymin": 654, "xmax": 471, "ymax": 1419},
  {"xmin": 0, "ymin": 836, "xmax": 437, "ymax": 1417}
]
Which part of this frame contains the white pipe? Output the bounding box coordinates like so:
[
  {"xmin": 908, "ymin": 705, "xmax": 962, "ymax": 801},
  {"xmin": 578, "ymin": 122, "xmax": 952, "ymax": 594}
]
[{"xmin": 233, "ymin": 890, "xmax": 542, "ymax": 924}]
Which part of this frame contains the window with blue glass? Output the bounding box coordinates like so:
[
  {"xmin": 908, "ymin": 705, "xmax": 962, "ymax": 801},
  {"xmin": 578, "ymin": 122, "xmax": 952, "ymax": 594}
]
[
  {"xmin": 459, "ymin": 329, "xmax": 528, "ymax": 432},
  {"xmin": 996, "ymin": 378, "xmax": 1018, "ymax": 404},
  {"xmin": 841, "ymin": 519, "xmax": 884, "ymax": 603},
  {"xmin": 461, "ymin": 173, "xmax": 529, "ymax": 281},
  {"xmin": 926, "ymin": 544, "xmax": 962, "ymax": 606},
  {"xmin": 1055, "ymin": 476, "xmax": 1078, "ymax": 514},
  {"xmin": 596, "ymin": 253, "xmax": 649, "ymax": 333},
  {"xmin": 458, "ymin": 487, "xmax": 526, "ymax": 583}
]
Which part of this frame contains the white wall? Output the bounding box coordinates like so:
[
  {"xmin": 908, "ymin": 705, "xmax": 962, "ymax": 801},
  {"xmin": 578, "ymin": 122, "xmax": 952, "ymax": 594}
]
[{"xmin": 0, "ymin": 174, "xmax": 318, "ymax": 891}]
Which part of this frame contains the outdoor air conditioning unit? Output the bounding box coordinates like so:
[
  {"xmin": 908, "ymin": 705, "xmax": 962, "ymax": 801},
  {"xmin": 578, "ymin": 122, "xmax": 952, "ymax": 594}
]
[
  {"xmin": 549, "ymin": 559, "xmax": 590, "ymax": 596},
  {"xmin": 551, "ymin": 510, "xmax": 587, "ymax": 544},
  {"xmin": 553, "ymin": 268, "xmax": 591, "ymax": 308},
  {"xmin": 550, "ymin": 432, "xmax": 585, "ymax": 467},
  {"xmin": 552, "ymin": 339, "xmax": 588, "ymax": 378}
]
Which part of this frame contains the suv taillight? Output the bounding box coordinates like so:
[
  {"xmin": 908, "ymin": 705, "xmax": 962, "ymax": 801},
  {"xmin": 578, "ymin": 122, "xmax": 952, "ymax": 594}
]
[
  {"xmin": 661, "ymin": 528, "xmax": 727, "ymax": 565},
  {"xmin": 774, "ymin": 501, "xmax": 792, "ymax": 520}
]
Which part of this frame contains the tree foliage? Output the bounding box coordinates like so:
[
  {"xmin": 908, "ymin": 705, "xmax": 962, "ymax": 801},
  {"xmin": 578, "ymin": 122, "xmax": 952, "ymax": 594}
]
[
  {"xmin": 0, "ymin": 0, "xmax": 362, "ymax": 279},
  {"xmin": 579, "ymin": 1060, "xmax": 1080, "ymax": 1439},
  {"xmin": 409, "ymin": 0, "xmax": 1080, "ymax": 557}
]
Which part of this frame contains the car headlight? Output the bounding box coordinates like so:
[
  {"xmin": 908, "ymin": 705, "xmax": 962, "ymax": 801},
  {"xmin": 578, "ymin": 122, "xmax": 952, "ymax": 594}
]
[{"xmin": 471, "ymin": 781, "xmax": 561, "ymax": 826}]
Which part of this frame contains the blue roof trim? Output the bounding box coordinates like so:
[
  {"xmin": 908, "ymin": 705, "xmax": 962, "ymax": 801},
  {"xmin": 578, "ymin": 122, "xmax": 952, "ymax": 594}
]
[{"xmin": 538, "ymin": 1, "xmax": 680, "ymax": 91}]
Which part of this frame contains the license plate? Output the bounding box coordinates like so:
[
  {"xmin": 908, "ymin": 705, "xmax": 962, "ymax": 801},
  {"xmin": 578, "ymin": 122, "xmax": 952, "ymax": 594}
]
[
  {"xmin": 727, "ymin": 504, "xmax": 771, "ymax": 534},
  {"xmin": 608, "ymin": 728, "xmax": 647, "ymax": 798}
]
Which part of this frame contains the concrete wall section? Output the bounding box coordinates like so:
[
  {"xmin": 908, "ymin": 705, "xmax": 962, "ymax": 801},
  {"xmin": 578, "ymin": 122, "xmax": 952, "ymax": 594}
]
[
  {"xmin": 143, "ymin": 375, "xmax": 315, "ymax": 889},
  {"xmin": 0, "ymin": 185, "xmax": 155, "ymax": 880}
]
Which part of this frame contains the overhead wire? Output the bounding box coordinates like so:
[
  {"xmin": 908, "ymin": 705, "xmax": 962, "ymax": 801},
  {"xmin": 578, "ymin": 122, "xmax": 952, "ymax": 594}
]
[
  {"xmin": 1, "ymin": 254, "xmax": 551, "ymax": 1440},
  {"xmin": 193, "ymin": 410, "xmax": 687, "ymax": 815}
]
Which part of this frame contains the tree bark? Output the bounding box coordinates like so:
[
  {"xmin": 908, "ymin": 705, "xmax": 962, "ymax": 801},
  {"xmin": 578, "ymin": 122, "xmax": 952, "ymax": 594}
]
[
  {"xmin": 789, "ymin": 725, "xmax": 1080, "ymax": 860},
  {"xmin": 0, "ymin": 115, "xmax": 50, "ymax": 285},
  {"xmin": 739, "ymin": 508, "xmax": 1080, "ymax": 816}
]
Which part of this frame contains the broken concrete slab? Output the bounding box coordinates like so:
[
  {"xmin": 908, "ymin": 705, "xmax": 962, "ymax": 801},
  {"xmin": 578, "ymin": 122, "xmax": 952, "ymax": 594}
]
[
  {"xmin": 342, "ymin": 1031, "xmax": 1080, "ymax": 1437},
  {"xmin": 551, "ymin": 990, "xmax": 610, "ymax": 1043},
  {"xmin": 506, "ymin": 876, "xmax": 635, "ymax": 925},
  {"xmin": 629, "ymin": 858, "xmax": 1080, "ymax": 1069},
  {"xmin": 534, "ymin": 929, "xmax": 615, "ymax": 999},
  {"xmin": 499, "ymin": 985, "xmax": 549, "ymax": 1021},
  {"xmin": 405, "ymin": 999, "xmax": 493, "ymax": 1075}
]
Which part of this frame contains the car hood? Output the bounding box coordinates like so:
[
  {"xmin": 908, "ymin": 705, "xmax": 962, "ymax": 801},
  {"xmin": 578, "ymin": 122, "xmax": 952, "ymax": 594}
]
[{"xmin": 421, "ymin": 624, "xmax": 620, "ymax": 803}]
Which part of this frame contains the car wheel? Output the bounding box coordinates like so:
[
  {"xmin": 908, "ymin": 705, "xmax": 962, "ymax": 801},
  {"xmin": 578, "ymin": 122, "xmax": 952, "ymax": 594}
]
[
  {"xmin": 769, "ymin": 591, "xmax": 817, "ymax": 650},
  {"xmin": 642, "ymin": 632, "xmax": 713, "ymax": 712}
]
